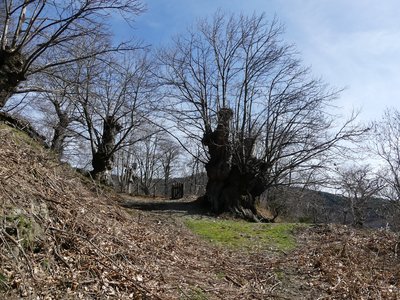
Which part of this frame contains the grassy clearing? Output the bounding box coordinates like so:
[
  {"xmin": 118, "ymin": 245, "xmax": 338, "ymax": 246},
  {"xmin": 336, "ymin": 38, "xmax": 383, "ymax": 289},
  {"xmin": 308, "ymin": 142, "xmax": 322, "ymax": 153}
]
[{"xmin": 184, "ymin": 218, "xmax": 306, "ymax": 251}]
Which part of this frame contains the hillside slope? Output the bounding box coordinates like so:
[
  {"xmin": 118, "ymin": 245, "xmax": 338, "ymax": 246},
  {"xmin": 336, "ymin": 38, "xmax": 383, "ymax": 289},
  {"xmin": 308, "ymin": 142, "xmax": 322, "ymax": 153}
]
[
  {"xmin": 0, "ymin": 124, "xmax": 150, "ymax": 298},
  {"xmin": 1, "ymin": 123, "xmax": 400, "ymax": 299},
  {"xmin": 0, "ymin": 124, "xmax": 288, "ymax": 299}
]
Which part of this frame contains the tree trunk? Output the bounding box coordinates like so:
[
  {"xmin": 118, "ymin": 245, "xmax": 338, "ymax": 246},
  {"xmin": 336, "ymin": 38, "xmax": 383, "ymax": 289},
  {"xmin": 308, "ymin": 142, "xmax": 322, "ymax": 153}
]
[
  {"xmin": 141, "ymin": 184, "xmax": 150, "ymax": 196},
  {"xmin": 0, "ymin": 49, "xmax": 26, "ymax": 108},
  {"xmin": 351, "ymin": 198, "xmax": 364, "ymax": 228},
  {"xmin": 90, "ymin": 116, "xmax": 122, "ymax": 182},
  {"xmin": 51, "ymin": 113, "xmax": 70, "ymax": 157},
  {"xmin": 164, "ymin": 164, "xmax": 170, "ymax": 197},
  {"xmin": 201, "ymin": 108, "xmax": 269, "ymax": 222}
]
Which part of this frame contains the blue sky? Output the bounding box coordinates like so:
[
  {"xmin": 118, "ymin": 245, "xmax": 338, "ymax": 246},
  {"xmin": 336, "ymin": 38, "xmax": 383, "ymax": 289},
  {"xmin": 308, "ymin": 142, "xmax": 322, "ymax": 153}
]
[{"xmin": 114, "ymin": 0, "xmax": 400, "ymax": 121}]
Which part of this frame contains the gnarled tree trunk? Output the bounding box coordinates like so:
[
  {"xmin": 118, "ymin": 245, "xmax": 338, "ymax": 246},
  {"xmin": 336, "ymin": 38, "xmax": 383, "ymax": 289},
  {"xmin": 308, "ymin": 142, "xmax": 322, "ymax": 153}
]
[
  {"xmin": 202, "ymin": 108, "xmax": 233, "ymax": 212},
  {"xmin": 0, "ymin": 49, "xmax": 26, "ymax": 107},
  {"xmin": 201, "ymin": 108, "xmax": 270, "ymax": 222},
  {"xmin": 90, "ymin": 116, "xmax": 122, "ymax": 182}
]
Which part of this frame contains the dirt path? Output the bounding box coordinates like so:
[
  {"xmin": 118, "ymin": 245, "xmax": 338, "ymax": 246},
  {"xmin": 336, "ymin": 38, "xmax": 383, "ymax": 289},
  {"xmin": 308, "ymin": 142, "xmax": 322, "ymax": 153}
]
[
  {"xmin": 119, "ymin": 194, "xmax": 214, "ymax": 218},
  {"xmin": 118, "ymin": 194, "xmax": 325, "ymax": 299},
  {"xmin": 119, "ymin": 195, "xmax": 400, "ymax": 299}
]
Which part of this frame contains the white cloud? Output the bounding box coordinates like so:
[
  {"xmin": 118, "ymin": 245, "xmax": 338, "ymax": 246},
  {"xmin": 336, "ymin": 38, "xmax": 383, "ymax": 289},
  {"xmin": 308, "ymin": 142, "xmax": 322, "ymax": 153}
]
[
  {"xmin": 130, "ymin": 0, "xmax": 400, "ymax": 120},
  {"xmin": 273, "ymin": 1, "xmax": 400, "ymax": 120}
]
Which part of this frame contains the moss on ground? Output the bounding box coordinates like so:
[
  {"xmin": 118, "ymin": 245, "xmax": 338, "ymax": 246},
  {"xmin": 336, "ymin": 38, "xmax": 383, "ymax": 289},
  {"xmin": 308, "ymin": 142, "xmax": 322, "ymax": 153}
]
[
  {"xmin": 0, "ymin": 273, "xmax": 7, "ymax": 291},
  {"xmin": 184, "ymin": 218, "xmax": 306, "ymax": 251},
  {"xmin": 4, "ymin": 212, "xmax": 42, "ymax": 251},
  {"xmin": 0, "ymin": 124, "xmax": 43, "ymax": 151},
  {"xmin": 180, "ymin": 286, "xmax": 208, "ymax": 300}
]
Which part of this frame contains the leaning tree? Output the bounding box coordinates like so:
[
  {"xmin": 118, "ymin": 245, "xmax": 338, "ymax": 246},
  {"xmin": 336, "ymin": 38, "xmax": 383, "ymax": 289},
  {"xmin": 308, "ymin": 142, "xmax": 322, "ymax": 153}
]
[
  {"xmin": 0, "ymin": 0, "xmax": 144, "ymax": 107},
  {"xmin": 158, "ymin": 12, "xmax": 365, "ymax": 221}
]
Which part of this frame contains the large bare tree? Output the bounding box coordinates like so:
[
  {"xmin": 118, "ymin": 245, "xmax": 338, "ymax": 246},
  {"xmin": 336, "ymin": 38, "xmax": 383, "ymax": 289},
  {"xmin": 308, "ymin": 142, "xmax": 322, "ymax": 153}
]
[
  {"xmin": 29, "ymin": 36, "xmax": 120, "ymax": 158},
  {"xmin": 0, "ymin": 0, "xmax": 144, "ymax": 107},
  {"xmin": 158, "ymin": 12, "xmax": 366, "ymax": 220}
]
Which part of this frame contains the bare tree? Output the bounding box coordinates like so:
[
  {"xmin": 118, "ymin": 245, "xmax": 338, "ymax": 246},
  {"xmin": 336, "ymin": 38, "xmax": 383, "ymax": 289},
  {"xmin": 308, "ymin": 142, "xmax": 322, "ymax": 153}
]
[
  {"xmin": 0, "ymin": 0, "xmax": 144, "ymax": 107},
  {"xmin": 27, "ymin": 36, "xmax": 114, "ymax": 157},
  {"xmin": 157, "ymin": 12, "xmax": 366, "ymax": 221},
  {"xmin": 183, "ymin": 144, "xmax": 207, "ymax": 195},
  {"xmin": 158, "ymin": 137, "xmax": 181, "ymax": 196},
  {"xmin": 371, "ymin": 110, "xmax": 400, "ymax": 202},
  {"xmin": 336, "ymin": 165, "xmax": 383, "ymax": 227},
  {"xmin": 132, "ymin": 131, "xmax": 161, "ymax": 195},
  {"xmin": 67, "ymin": 51, "xmax": 156, "ymax": 181},
  {"xmin": 114, "ymin": 147, "xmax": 136, "ymax": 193},
  {"xmin": 370, "ymin": 109, "xmax": 400, "ymax": 229},
  {"xmin": 29, "ymin": 65, "xmax": 77, "ymax": 156},
  {"xmin": 112, "ymin": 130, "xmax": 180, "ymax": 196}
]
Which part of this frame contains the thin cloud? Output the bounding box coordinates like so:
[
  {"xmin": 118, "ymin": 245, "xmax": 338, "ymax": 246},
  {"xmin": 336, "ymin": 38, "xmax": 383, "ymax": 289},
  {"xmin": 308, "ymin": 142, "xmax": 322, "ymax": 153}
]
[{"xmin": 130, "ymin": 0, "xmax": 400, "ymax": 120}]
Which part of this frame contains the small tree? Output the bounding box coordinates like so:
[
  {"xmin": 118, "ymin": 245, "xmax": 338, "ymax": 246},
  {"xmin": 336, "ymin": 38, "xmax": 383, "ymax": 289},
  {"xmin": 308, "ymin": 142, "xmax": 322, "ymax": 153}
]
[
  {"xmin": 158, "ymin": 137, "xmax": 181, "ymax": 196},
  {"xmin": 185, "ymin": 145, "xmax": 206, "ymax": 195},
  {"xmin": 336, "ymin": 165, "xmax": 382, "ymax": 227},
  {"xmin": 133, "ymin": 131, "xmax": 161, "ymax": 195}
]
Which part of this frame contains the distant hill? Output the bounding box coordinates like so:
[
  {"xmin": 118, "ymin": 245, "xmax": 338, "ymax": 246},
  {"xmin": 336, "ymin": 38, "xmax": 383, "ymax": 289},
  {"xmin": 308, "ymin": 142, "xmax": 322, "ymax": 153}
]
[{"xmin": 259, "ymin": 187, "xmax": 392, "ymax": 229}]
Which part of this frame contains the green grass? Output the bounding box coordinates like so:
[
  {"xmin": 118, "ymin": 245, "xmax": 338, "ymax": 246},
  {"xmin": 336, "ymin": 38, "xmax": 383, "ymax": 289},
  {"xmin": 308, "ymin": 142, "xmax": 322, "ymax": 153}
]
[
  {"xmin": 4, "ymin": 213, "xmax": 42, "ymax": 251},
  {"xmin": 0, "ymin": 124, "xmax": 44, "ymax": 151},
  {"xmin": 184, "ymin": 218, "xmax": 306, "ymax": 251},
  {"xmin": 0, "ymin": 273, "xmax": 7, "ymax": 291},
  {"xmin": 180, "ymin": 287, "xmax": 208, "ymax": 300}
]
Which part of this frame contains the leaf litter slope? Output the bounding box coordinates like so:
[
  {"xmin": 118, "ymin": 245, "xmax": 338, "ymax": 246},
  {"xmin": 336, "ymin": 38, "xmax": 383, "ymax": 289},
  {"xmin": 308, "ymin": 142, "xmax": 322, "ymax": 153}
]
[
  {"xmin": 0, "ymin": 124, "xmax": 284, "ymax": 299},
  {"xmin": 0, "ymin": 123, "xmax": 400, "ymax": 299}
]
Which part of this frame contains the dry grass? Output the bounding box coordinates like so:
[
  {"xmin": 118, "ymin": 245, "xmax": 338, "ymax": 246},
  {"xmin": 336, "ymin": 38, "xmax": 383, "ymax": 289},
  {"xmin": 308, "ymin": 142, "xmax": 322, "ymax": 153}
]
[
  {"xmin": 0, "ymin": 125, "xmax": 280, "ymax": 299},
  {"xmin": 1, "ymin": 123, "xmax": 399, "ymax": 299},
  {"xmin": 279, "ymin": 224, "xmax": 400, "ymax": 299}
]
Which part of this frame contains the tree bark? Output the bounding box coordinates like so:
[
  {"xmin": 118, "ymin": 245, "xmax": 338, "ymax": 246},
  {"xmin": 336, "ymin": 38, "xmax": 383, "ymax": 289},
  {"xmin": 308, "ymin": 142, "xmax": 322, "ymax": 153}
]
[
  {"xmin": 202, "ymin": 108, "xmax": 233, "ymax": 212},
  {"xmin": 164, "ymin": 165, "xmax": 170, "ymax": 196},
  {"xmin": 90, "ymin": 116, "xmax": 122, "ymax": 181},
  {"xmin": 201, "ymin": 108, "xmax": 269, "ymax": 222},
  {"xmin": 0, "ymin": 49, "xmax": 26, "ymax": 107},
  {"xmin": 141, "ymin": 185, "xmax": 150, "ymax": 196},
  {"xmin": 51, "ymin": 113, "xmax": 70, "ymax": 157}
]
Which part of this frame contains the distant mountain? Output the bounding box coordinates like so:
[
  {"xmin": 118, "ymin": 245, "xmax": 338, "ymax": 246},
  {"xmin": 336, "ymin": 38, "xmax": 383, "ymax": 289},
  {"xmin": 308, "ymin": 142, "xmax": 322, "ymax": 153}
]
[{"xmin": 260, "ymin": 187, "xmax": 392, "ymax": 229}]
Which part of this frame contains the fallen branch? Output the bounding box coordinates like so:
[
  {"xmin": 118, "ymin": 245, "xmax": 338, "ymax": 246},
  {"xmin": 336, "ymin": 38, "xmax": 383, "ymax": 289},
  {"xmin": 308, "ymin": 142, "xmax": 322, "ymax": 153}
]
[{"xmin": 1, "ymin": 229, "xmax": 37, "ymax": 280}]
